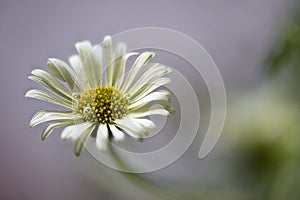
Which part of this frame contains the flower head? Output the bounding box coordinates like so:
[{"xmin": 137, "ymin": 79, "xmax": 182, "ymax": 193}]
[{"xmin": 26, "ymin": 35, "xmax": 173, "ymax": 156}]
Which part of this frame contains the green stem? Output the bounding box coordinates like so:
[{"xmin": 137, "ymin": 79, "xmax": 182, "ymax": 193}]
[{"xmin": 108, "ymin": 143, "xmax": 179, "ymax": 200}]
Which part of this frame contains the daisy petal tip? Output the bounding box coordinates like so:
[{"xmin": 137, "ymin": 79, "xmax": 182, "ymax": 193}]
[
  {"xmin": 103, "ymin": 35, "xmax": 112, "ymax": 46},
  {"xmin": 27, "ymin": 75, "xmax": 35, "ymax": 81},
  {"xmin": 143, "ymin": 131, "xmax": 149, "ymax": 137},
  {"xmin": 74, "ymin": 150, "xmax": 81, "ymax": 157},
  {"xmin": 149, "ymin": 124, "xmax": 156, "ymax": 130},
  {"xmin": 41, "ymin": 134, "xmax": 47, "ymax": 141},
  {"xmin": 166, "ymin": 68, "xmax": 172, "ymax": 73},
  {"xmin": 61, "ymin": 129, "xmax": 70, "ymax": 141},
  {"xmin": 28, "ymin": 112, "xmax": 41, "ymax": 127},
  {"xmin": 145, "ymin": 52, "xmax": 155, "ymax": 60},
  {"xmin": 162, "ymin": 106, "xmax": 175, "ymax": 115},
  {"xmin": 148, "ymin": 51, "xmax": 155, "ymax": 56},
  {"xmin": 41, "ymin": 128, "xmax": 49, "ymax": 141},
  {"xmin": 109, "ymin": 125, "xmax": 125, "ymax": 142},
  {"xmin": 29, "ymin": 120, "xmax": 35, "ymax": 128},
  {"xmin": 166, "ymin": 77, "xmax": 172, "ymax": 83},
  {"xmin": 74, "ymin": 141, "xmax": 84, "ymax": 157},
  {"xmin": 96, "ymin": 141, "xmax": 108, "ymax": 151},
  {"xmin": 24, "ymin": 91, "xmax": 29, "ymax": 98},
  {"xmin": 114, "ymin": 134, "xmax": 125, "ymax": 143},
  {"xmin": 31, "ymin": 68, "xmax": 42, "ymax": 75},
  {"xmin": 47, "ymin": 58, "xmax": 56, "ymax": 64},
  {"xmin": 95, "ymin": 141, "xmax": 107, "ymax": 151},
  {"xmin": 114, "ymin": 137, "xmax": 124, "ymax": 143},
  {"xmin": 75, "ymin": 40, "xmax": 90, "ymax": 45}
]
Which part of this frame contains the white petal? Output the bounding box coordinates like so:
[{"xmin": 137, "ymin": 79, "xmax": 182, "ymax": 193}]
[
  {"xmin": 41, "ymin": 120, "xmax": 74, "ymax": 141},
  {"xmin": 115, "ymin": 117, "xmax": 146, "ymax": 138},
  {"xmin": 126, "ymin": 63, "xmax": 170, "ymax": 94},
  {"xmin": 92, "ymin": 45, "xmax": 103, "ymax": 85},
  {"xmin": 75, "ymin": 41, "xmax": 99, "ymax": 87},
  {"xmin": 107, "ymin": 41, "xmax": 128, "ymax": 86},
  {"xmin": 25, "ymin": 89, "xmax": 73, "ymax": 109},
  {"xmin": 115, "ymin": 42, "xmax": 127, "ymax": 58},
  {"xmin": 103, "ymin": 35, "xmax": 113, "ymax": 86},
  {"xmin": 30, "ymin": 69, "xmax": 72, "ymax": 101},
  {"xmin": 29, "ymin": 110, "xmax": 82, "ymax": 127},
  {"xmin": 69, "ymin": 55, "xmax": 83, "ymax": 74},
  {"xmin": 109, "ymin": 125, "xmax": 124, "ymax": 142},
  {"xmin": 47, "ymin": 58, "xmax": 80, "ymax": 91},
  {"xmin": 61, "ymin": 122, "xmax": 90, "ymax": 141},
  {"xmin": 114, "ymin": 52, "xmax": 139, "ymax": 89},
  {"xmin": 96, "ymin": 124, "xmax": 108, "ymax": 151},
  {"xmin": 74, "ymin": 123, "xmax": 96, "ymax": 156},
  {"xmin": 121, "ymin": 52, "xmax": 154, "ymax": 92},
  {"xmin": 128, "ymin": 107, "xmax": 170, "ymax": 118},
  {"xmin": 47, "ymin": 60, "xmax": 65, "ymax": 80},
  {"xmin": 131, "ymin": 77, "xmax": 171, "ymax": 102},
  {"xmin": 69, "ymin": 55, "xmax": 88, "ymax": 89},
  {"xmin": 129, "ymin": 90, "xmax": 170, "ymax": 110},
  {"xmin": 131, "ymin": 118, "xmax": 156, "ymax": 130},
  {"xmin": 106, "ymin": 53, "xmax": 117, "ymax": 86}
]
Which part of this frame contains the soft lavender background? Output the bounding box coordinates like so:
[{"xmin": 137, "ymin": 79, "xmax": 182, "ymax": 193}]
[{"xmin": 0, "ymin": 0, "xmax": 291, "ymax": 199}]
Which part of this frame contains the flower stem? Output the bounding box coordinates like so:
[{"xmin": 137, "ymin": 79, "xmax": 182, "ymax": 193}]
[{"xmin": 108, "ymin": 143, "xmax": 179, "ymax": 200}]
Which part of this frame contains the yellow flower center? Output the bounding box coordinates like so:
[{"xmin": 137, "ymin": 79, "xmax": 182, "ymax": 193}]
[{"xmin": 75, "ymin": 86, "xmax": 129, "ymax": 124}]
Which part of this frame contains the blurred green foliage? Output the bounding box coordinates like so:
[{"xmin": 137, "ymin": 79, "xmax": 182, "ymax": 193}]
[
  {"xmin": 267, "ymin": 23, "xmax": 300, "ymax": 76},
  {"xmin": 235, "ymin": 7, "xmax": 300, "ymax": 198},
  {"xmin": 225, "ymin": 83, "xmax": 300, "ymax": 200}
]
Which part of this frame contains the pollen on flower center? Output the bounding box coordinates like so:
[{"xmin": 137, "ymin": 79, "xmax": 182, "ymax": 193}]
[{"xmin": 75, "ymin": 86, "xmax": 129, "ymax": 124}]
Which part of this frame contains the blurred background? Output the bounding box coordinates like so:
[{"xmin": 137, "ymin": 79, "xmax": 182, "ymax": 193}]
[{"xmin": 1, "ymin": 0, "xmax": 300, "ymax": 199}]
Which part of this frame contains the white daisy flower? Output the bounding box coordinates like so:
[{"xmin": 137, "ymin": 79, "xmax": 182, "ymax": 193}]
[{"xmin": 26, "ymin": 35, "xmax": 174, "ymax": 156}]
